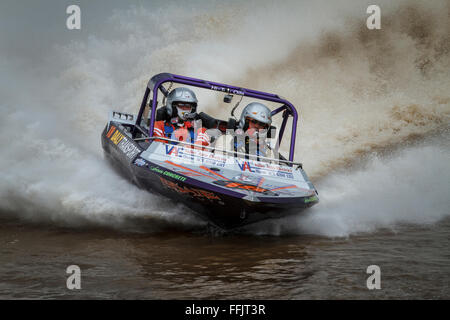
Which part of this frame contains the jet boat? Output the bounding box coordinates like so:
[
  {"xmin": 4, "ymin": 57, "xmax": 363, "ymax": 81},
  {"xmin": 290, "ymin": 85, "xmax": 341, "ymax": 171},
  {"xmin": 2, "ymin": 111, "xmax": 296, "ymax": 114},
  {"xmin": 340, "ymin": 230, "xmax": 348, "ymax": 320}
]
[{"xmin": 101, "ymin": 73, "xmax": 318, "ymax": 230}]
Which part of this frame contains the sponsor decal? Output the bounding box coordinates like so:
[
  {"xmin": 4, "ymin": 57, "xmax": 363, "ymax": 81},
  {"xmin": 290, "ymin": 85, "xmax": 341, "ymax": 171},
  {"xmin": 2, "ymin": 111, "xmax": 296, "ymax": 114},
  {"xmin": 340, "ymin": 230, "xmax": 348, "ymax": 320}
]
[
  {"xmin": 110, "ymin": 130, "xmax": 124, "ymax": 145},
  {"xmin": 160, "ymin": 144, "xmax": 294, "ymax": 179},
  {"xmin": 163, "ymin": 171, "xmax": 187, "ymax": 182},
  {"xmin": 150, "ymin": 166, "xmax": 164, "ymax": 174},
  {"xmin": 213, "ymin": 180, "xmax": 277, "ymax": 196},
  {"xmin": 117, "ymin": 137, "xmax": 140, "ymax": 160},
  {"xmin": 235, "ymin": 159, "xmax": 294, "ymax": 179},
  {"xmin": 210, "ymin": 85, "xmax": 244, "ymax": 96},
  {"xmin": 276, "ymin": 171, "xmax": 294, "ymax": 179},
  {"xmin": 108, "ymin": 127, "xmax": 141, "ymax": 160},
  {"xmin": 106, "ymin": 125, "xmax": 116, "ymax": 138},
  {"xmin": 165, "ymin": 145, "xmax": 178, "ymax": 156},
  {"xmin": 252, "ymin": 161, "xmax": 292, "ymax": 173},
  {"xmin": 134, "ymin": 158, "xmax": 147, "ymax": 167},
  {"xmin": 159, "ymin": 177, "xmax": 220, "ymax": 201},
  {"xmin": 236, "ymin": 161, "xmax": 253, "ymax": 172},
  {"xmin": 150, "ymin": 166, "xmax": 187, "ymax": 181},
  {"xmin": 164, "ymin": 145, "xmax": 226, "ymax": 167},
  {"xmin": 304, "ymin": 195, "xmax": 318, "ymax": 203}
]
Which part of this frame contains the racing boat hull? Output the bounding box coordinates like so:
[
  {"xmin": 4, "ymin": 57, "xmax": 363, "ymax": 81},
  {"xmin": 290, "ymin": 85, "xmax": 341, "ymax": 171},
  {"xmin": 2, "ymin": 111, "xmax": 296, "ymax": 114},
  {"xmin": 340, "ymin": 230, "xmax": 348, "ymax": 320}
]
[{"xmin": 101, "ymin": 122, "xmax": 318, "ymax": 230}]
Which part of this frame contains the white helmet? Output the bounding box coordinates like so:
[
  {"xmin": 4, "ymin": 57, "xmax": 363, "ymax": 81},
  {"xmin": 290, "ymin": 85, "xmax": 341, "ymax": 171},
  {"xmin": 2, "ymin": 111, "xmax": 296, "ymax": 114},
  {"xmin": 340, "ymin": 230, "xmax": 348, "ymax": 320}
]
[
  {"xmin": 166, "ymin": 87, "xmax": 198, "ymax": 120},
  {"xmin": 238, "ymin": 102, "xmax": 272, "ymax": 130}
]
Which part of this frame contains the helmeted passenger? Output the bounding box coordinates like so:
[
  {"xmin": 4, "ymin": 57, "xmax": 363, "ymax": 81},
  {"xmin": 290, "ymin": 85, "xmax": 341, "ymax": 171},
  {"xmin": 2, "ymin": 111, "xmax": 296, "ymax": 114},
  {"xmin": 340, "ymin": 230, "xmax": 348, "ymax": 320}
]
[
  {"xmin": 153, "ymin": 87, "xmax": 210, "ymax": 146},
  {"xmin": 233, "ymin": 102, "xmax": 272, "ymax": 157}
]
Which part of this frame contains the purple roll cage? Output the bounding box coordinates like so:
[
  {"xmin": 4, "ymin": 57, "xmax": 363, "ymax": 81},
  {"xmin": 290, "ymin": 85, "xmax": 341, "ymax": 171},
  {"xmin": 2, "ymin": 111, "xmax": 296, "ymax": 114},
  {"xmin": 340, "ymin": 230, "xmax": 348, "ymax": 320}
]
[{"xmin": 135, "ymin": 73, "xmax": 299, "ymax": 162}]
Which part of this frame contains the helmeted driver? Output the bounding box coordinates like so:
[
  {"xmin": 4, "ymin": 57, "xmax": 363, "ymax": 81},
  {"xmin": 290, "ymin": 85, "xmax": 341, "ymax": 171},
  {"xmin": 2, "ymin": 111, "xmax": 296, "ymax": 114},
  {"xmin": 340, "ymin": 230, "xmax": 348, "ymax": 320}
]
[
  {"xmin": 153, "ymin": 87, "xmax": 210, "ymax": 146},
  {"xmin": 233, "ymin": 102, "xmax": 272, "ymax": 157}
]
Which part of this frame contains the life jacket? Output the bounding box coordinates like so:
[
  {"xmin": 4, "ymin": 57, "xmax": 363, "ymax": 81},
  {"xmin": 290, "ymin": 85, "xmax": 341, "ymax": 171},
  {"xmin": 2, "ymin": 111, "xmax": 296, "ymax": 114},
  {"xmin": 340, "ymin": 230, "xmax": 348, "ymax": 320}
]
[
  {"xmin": 153, "ymin": 119, "xmax": 209, "ymax": 146},
  {"xmin": 163, "ymin": 121, "xmax": 195, "ymax": 143}
]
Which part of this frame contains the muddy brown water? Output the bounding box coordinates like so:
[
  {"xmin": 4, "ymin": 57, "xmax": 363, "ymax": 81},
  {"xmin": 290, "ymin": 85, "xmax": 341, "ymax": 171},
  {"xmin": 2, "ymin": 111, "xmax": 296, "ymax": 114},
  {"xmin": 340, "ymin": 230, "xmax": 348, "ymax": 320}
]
[{"xmin": 1, "ymin": 216, "xmax": 449, "ymax": 299}]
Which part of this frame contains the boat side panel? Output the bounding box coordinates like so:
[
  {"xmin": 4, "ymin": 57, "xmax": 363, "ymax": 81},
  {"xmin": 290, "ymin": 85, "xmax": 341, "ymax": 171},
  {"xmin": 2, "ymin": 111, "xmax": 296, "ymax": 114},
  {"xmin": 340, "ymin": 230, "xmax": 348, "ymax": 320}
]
[
  {"xmin": 101, "ymin": 122, "xmax": 144, "ymax": 180},
  {"xmin": 131, "ymin": 160, "xmax": 314, "ymax": 229}
]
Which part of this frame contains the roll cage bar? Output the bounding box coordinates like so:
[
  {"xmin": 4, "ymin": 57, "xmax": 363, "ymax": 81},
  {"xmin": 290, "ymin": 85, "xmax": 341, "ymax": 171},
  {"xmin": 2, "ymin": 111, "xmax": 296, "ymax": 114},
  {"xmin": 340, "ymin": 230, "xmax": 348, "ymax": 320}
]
[{"xmin": 134, "ymin": 73, "xmax": 300, "ymax": 162}]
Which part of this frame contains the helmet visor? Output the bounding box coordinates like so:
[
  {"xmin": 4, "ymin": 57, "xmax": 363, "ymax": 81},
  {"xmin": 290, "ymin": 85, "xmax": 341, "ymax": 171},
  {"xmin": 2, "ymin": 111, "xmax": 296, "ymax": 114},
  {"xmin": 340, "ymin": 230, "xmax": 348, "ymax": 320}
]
[
  {"xmin": 247, "ymin": 118, "xmax": 269, "ymax": 129},
  {"xmin": 173, "ymin": 102, "xmax": 196, "ymax": 110}
]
